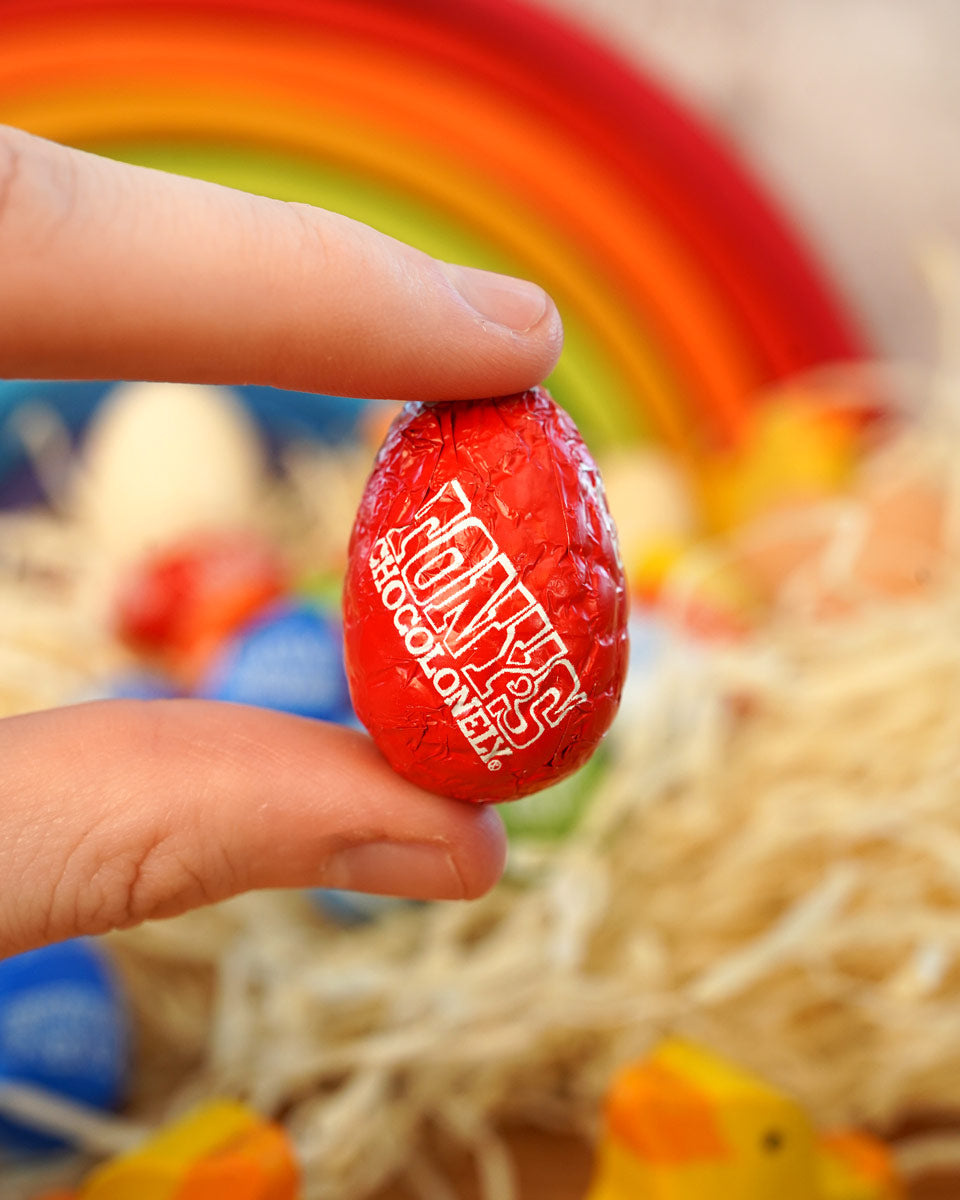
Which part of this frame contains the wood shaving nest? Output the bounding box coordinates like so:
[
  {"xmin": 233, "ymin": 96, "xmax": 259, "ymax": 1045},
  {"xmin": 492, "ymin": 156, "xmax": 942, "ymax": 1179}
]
[{"xmin": 6, "ymin": 420, "xmax": 960, "ymax": 1197}]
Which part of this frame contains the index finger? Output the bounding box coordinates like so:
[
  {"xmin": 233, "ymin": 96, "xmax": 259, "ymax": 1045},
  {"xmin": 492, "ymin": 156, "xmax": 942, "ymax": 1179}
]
[{"xmin": 0, "ymin": 125, "xmax": 563, "ymax": 398}]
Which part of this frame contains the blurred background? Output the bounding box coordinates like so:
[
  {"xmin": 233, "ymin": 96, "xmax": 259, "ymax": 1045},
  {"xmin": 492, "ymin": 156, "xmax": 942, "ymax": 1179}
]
[
  {"xmin": 2, "ymin": 1, "xmax": 960, "ymax": 1198},
  {"xmin": 550, "ymin": 0, "xmax": 960, "ymax": 365}
]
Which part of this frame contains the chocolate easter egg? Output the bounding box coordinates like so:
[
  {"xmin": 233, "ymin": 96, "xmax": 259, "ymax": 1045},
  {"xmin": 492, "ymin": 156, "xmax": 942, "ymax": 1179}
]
[
  {"xmin": 197, "ymin": 601, "xmax": 354, "ymax": 723},
  {"xmin": 342, "ymin": 387, "xmax": 629, "ymax": 803},
  {"xmin": 115, "ymin": 532, "xmax": 288, "ymax": 684}
]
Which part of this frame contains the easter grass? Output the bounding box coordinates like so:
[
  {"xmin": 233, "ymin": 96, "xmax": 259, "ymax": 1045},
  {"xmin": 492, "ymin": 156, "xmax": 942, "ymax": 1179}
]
[{"xmin": 8, "ymin": 371, "xmax": 960, "ymax": 1197}]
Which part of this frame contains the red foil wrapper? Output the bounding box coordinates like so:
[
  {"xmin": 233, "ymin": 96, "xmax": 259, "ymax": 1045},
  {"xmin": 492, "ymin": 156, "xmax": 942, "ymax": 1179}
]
[
  {"xmin": 115, "ymin": 532, "xmax": 288, "ymax": 684},
  {"xmin": 343, "ymin": 387, "xmax": 629, "ymax": 802}
]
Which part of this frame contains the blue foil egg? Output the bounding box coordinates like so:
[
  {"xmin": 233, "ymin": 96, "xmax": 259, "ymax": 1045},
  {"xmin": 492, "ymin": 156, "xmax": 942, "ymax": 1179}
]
[
  {"xmin": 0, "ymin": 939, "xmax": 130, "ymax": 1155},
  {"xmin": 197, "ymin": 602, "xmax": 354, "ymax": 722}
]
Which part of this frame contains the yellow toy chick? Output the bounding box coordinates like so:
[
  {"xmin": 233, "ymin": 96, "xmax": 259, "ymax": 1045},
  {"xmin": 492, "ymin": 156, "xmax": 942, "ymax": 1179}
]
[
  {"xmin": 587, "ymin": 1041, "xmax": 903, "ymax": 1200},
  {"xmin": 33, "ymin": 1099, "xmax": 299, "ymax": 1200}
]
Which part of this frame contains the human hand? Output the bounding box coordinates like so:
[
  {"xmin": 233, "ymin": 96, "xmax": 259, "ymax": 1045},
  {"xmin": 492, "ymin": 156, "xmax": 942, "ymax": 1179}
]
[{"xmin": 0, "ymin": 124, "xmax": 563, "ymax": 956}]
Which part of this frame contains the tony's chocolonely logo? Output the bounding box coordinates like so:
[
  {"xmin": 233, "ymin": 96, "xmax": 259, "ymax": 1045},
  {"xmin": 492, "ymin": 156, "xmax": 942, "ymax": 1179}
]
[{"xmin": 368, "ymin": 480, "xmax": 587, "ymax": 771}]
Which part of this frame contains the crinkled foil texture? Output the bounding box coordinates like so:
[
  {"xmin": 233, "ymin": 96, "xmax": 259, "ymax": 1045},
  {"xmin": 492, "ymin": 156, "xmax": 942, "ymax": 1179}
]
[{"xmin": 343, "ymin": 387, "xmax": 629, "ymax": 802}]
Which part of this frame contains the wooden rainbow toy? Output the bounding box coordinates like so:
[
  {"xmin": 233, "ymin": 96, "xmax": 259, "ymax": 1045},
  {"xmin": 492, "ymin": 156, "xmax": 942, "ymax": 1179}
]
[{"xmin": 0, "ymin": 0, "xmax": 864, "ymax": 464}]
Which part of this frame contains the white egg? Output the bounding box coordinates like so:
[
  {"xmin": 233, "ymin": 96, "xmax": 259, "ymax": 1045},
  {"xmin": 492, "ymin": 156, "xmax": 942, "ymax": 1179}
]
[{"xmin": 74, "ymin": 382, "xmax": 268, "ymax": 561}]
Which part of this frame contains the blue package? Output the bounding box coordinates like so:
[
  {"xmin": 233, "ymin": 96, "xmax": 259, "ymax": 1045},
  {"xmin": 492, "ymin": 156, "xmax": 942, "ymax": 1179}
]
[
  {"xmin": 0, "ymin": 939, "xmax": 130, "ymax": 1155},
  {"xmin": 197, "ymin": 601, "xmax": 354, "ymax": 722}
]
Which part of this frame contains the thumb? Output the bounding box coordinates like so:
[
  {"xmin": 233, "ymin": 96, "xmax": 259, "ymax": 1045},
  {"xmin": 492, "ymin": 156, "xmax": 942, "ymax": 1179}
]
[
  {"xmin": 0, "ymin": 124, "xmax": 563, "ymax": 399},
  {"xmin": 0, "ymin": 700, "xmax": 507, "ymax": 957}
]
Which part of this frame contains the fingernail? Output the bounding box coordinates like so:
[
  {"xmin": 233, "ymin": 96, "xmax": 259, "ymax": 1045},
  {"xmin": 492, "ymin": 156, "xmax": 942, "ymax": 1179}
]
[
  {"xmin": 442, "ymin": 263, "xmax": 553, "ymax": 333},
  {"xmin": 320, "ymin": 841, "xmax": 466, "ymax": 900}
]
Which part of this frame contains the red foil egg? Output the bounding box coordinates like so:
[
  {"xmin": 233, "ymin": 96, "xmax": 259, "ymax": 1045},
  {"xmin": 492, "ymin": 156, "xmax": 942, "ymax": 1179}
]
[
  {"xmin": 115, "ymin": 532, "xmax": 288, "ymax": 683},
  {"xmin": 343, "ymin": 387, "xmax": 629, "ymax": 803}
]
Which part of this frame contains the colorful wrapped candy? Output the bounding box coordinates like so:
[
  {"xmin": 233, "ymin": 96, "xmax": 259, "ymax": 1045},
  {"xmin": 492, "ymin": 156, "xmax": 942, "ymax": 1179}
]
[
  {"xmin": 343, "ymin": 387, "xmax": 629, "ymax": 803},
  {"xmin": 0, "ymin": 940, "xmax": 130, "ymax": 1156},
  {"xmin": 197, "ymin": 601, "xmax": 354, "ymax": 723},
  {"xmin": 114, "ymin": 532, "xmax": 288, "ymax": 686}
]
